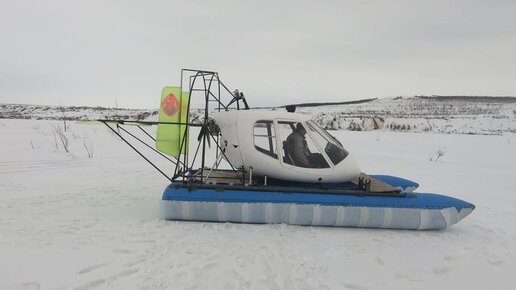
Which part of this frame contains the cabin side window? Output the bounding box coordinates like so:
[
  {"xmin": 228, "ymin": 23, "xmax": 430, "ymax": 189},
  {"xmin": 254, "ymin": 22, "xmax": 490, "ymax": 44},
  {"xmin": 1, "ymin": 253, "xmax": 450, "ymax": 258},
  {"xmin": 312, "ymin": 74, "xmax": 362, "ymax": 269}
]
[{"xmin": 253, "ymin": 120, "xmax": 278, "ymax": 159}]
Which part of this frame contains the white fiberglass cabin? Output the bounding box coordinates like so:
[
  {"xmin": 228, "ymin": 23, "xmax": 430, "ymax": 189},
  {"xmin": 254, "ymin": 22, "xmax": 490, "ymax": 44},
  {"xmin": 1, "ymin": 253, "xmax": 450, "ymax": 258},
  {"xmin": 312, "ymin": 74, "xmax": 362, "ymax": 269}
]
[{"xmin": 213, "ymin": 110, "xmax": 361, "ymax": 183}]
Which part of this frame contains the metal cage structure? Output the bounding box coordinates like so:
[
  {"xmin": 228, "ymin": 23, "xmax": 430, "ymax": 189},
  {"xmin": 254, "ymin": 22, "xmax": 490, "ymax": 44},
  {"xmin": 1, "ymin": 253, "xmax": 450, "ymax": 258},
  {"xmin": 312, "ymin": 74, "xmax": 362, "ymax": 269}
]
[{"xmin": 99, "ymin": 69, "xmax": 250, "ymax": 184}]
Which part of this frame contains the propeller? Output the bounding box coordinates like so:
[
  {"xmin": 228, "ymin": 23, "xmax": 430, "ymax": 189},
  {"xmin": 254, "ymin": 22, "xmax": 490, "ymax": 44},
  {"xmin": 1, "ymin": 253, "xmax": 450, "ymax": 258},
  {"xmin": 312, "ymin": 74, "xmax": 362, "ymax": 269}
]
[{"xmin": 196, "ymin": 119, "xmax": 220, "ymax": 148}]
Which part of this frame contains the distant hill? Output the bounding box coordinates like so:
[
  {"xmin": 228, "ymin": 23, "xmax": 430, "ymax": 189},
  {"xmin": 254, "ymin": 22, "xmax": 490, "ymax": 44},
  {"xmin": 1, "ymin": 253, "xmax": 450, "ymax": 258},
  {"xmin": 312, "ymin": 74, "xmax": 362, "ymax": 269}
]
[
  {"xmin": 293, "ymin": 96, "xmax": 516, "ymax": 135},
  {"xmin": 1, "ymin": 95, "xmax": 515, "ymax": 135},
  {"xmin": 0, "ymin": 103, "xmax": 158, "ymax": 121},
  {"xmin": 415, "ymin": 95, "xmax": 516, "ymax": 102}
]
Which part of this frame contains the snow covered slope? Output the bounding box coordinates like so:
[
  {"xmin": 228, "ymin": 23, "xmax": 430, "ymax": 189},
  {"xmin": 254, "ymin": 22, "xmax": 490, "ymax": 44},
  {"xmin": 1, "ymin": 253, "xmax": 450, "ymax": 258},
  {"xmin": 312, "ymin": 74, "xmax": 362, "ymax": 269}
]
[
  {"xmin": 1, "ymin": 119, "xmax": 515, "ymax": 289},
  {"xmin": 298, "ymin": 96, "xmax": 516, "ymax": 135},
  {"xmin": 2, "ymin": 95, "xmax": 515, "ymax": 135},
  {"xmin": 0, "ymin": 103, "xmax": 158, "ymax": 121}
]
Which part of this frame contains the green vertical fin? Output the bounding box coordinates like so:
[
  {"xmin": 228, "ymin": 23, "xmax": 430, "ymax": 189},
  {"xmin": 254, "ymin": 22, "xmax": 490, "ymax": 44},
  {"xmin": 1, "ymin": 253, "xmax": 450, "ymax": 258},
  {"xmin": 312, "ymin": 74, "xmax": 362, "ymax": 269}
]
[{"xmin": 156, "ymin": 86, "xmax": 189, "ymax": 157}]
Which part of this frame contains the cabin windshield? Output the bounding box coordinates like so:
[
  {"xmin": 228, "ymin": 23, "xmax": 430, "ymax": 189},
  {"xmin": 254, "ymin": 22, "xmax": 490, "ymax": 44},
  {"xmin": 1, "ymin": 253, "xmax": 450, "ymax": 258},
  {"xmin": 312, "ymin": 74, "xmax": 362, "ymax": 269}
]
[
  {"xmin": 278, "ymin": 121, "xmax": 330, "ymax": 169},
  {"xmin": 306, "ymin": 121, "xmax": 349, "ymax": 165}
]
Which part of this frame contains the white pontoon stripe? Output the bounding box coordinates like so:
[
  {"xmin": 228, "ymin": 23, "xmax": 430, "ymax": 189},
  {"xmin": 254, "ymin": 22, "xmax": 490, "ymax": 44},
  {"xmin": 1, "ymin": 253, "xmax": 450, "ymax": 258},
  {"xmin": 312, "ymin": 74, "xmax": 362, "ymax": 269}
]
[
  {"xmin": 382, "ymin": 207, "xmax": 393, "ymax": 228},
  {"xmin": 266, "ymin": 203, "xmax": 273, "ymax": 224},
  {"xmin": 312, "ymin": 205, "xmax": 322, "ymax": 226},
  {"xmin": 289, "ymin": 204, "xmax": 297, "ymax": 224},
  {"xmin": 441, "ymin": 207, "xmax": 452, "ymax": 227},
  {"xmin": 418, "ymin": 209, "xmax": 430, "ymax": 230},
  {"xmin": 217, "ymin": 203, "xmax": 225, "ymax": 222},
  {"xmin": 242, "ymin": 203, "xmax": 249, "ymax": 223},
  {"xmin": 358, "ymin": 207, "xmax": 369, "ymax": 227},
  {"xmin": 182, "ymin": 201, "xmax": 190, "ymax": 220},
  {"xmin": 336, "ymin": 207, "xmax": 345, "ymax": 226}
]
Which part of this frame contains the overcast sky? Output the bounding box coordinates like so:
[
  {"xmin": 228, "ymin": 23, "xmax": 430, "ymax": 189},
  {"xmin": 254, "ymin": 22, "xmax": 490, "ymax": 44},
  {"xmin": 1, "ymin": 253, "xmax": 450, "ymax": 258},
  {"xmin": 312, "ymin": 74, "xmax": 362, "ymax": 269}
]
[{"xmin": 1, "ymin": 0, "xmax": 515, "ymax": 109}]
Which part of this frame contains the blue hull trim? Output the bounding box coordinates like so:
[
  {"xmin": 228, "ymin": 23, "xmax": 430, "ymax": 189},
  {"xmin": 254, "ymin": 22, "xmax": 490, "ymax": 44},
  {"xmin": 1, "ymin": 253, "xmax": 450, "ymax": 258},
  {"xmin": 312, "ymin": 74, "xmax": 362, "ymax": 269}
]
[{"xmin": 162, "ymin": 186, "xmax": 472, "ymax": 211}]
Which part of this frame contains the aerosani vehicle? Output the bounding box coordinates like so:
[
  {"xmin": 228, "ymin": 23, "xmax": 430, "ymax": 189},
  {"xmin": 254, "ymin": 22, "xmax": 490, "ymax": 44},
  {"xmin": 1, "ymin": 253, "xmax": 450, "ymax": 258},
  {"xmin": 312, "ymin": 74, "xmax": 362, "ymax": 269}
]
[{"xmin": 101, "ymin": 69, "xmax": 475, "ymax": 230}]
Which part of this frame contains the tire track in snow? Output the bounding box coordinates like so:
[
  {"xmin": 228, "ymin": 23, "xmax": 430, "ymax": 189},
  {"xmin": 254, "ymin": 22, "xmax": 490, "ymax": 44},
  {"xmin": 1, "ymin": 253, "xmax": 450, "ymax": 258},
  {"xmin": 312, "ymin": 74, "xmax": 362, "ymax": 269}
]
[{"xmin": 78, "ymin": 262, "xmax": 111, "ymax": 274}]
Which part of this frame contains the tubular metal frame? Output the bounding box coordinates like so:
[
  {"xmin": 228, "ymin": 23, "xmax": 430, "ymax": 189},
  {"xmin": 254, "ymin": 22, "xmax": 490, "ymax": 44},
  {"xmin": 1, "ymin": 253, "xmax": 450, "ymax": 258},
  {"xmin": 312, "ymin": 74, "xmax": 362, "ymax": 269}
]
[{"xmin": 100, "ymin": 69, "xmax": 249, "ymax": 184}]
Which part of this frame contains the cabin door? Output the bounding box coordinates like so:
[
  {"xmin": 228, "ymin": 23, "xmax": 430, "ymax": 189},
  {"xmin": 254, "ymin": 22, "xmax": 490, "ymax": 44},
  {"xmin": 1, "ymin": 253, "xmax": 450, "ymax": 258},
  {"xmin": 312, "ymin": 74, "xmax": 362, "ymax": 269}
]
[{"xmin": 276, "ymin": 120, "xmax": 334, "ymax": 177}]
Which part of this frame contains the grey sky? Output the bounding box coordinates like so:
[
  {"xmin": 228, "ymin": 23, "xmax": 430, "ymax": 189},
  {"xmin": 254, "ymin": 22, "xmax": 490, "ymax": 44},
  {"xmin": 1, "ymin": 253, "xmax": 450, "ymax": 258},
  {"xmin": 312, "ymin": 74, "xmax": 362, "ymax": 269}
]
[{"xmin": 1, "ymin": 0, "xmax": 515, "ymax": 109}]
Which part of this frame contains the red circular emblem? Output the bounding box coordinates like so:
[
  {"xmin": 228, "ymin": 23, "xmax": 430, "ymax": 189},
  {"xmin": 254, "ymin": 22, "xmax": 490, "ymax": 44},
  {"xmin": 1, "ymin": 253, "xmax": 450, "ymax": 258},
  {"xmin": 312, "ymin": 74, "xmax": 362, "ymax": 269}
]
[{"xmin": 162, "ymin": 93, "xmax": 179, "ymax": 117}]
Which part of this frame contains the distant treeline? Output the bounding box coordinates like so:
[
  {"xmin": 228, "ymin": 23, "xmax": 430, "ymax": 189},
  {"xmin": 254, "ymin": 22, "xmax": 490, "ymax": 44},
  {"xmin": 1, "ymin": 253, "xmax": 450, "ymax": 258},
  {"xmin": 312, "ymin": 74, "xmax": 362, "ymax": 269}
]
[
  {"xmin": 282, "ymin": 95, "xmax": 516, "ymax": 109},
  {"xmin": 416, "ymin": 96, "xmax": 516, "ymax": 102},
  {"xmin": 0, "ymin": 103, "xmax": 158, "ymax": 121}
]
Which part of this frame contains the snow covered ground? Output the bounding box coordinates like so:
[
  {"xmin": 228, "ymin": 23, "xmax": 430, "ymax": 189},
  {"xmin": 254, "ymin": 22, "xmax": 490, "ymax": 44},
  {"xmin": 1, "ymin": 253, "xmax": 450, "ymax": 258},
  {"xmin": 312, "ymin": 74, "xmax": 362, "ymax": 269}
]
[{"xmin": 1, "ymin": 119, "xmax": 516, "ymax": 290}]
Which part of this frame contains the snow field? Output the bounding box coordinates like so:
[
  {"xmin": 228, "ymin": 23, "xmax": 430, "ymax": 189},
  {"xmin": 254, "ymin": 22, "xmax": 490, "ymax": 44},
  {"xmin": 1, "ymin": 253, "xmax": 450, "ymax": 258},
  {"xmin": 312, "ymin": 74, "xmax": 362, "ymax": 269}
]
[{"xmin": 1, "ymin": 119, "xmax": 515, "ymax": 290}]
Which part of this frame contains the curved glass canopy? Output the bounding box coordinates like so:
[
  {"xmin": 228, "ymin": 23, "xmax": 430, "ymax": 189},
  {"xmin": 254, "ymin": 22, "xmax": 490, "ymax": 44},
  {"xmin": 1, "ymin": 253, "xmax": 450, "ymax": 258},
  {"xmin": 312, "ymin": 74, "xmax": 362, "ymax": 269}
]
[{"xmin": 253, "ymin": 119, "xmax": 349, "ymax": 169}]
